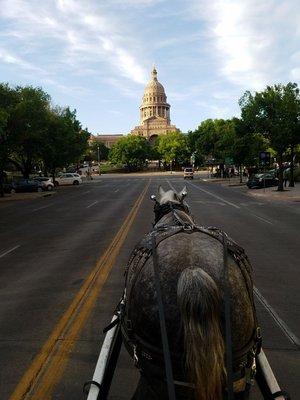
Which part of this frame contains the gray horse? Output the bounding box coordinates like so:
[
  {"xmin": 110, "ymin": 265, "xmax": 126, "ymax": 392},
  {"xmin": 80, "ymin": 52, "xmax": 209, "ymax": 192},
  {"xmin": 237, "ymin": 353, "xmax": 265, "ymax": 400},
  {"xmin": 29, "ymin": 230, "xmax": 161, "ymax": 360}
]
[{"xmin": 122, "ymin": 186, "xmax": 260, "ymax": 400}]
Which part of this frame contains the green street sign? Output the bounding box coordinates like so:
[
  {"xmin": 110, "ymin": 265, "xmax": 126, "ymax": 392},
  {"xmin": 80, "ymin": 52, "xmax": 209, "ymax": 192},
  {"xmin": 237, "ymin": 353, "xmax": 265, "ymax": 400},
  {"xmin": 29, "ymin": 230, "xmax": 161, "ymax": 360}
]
[{"xmin": 225, "ymin": 157, "xmax": 233, "ymax": 164}]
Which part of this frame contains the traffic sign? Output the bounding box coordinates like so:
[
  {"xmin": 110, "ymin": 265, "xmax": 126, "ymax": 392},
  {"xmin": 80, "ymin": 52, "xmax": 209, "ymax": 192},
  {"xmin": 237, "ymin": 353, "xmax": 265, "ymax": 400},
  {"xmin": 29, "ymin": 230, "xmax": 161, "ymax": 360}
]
[
  {"xmin": 225, "ymin": 157, "xmax": 233, "ymax": 165},
  {"xmin": 259, "ymin": 151, "xmax": 270, "ymax": 166}
]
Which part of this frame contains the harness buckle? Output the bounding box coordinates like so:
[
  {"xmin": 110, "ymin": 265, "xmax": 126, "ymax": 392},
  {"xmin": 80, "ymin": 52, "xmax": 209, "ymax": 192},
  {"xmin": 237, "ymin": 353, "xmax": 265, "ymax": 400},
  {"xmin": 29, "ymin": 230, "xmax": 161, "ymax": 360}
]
[
  {"xmin": 133, "ymin": 345, "xmax": 139, "ymax": 366},
  {"xmin": 245, "ymin": 356, "xmax": 256, "ymax": 386}
]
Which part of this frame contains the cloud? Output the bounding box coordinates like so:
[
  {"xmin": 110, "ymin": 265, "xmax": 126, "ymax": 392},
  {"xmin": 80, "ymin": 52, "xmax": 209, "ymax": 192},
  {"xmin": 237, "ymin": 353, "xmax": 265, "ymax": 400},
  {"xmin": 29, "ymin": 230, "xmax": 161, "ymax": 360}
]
[
  {"xmin": 190, "ymin": 0, "xmax": 300, "ymax": 90},
  {"xmin": 0, "ymin": 47, "xmax": 44, "ymax": 73},
  {"xmin": 0, "ymin": 0, "xmax": 148, "ymax": 88}
]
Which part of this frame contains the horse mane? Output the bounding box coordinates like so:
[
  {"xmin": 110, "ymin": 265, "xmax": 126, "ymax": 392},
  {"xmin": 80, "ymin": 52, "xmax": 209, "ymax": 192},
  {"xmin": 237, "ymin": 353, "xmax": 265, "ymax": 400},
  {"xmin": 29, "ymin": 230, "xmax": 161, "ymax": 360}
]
[{"xmin": 177, "ymin": 268, "xmax": 225, "ymax": 400}]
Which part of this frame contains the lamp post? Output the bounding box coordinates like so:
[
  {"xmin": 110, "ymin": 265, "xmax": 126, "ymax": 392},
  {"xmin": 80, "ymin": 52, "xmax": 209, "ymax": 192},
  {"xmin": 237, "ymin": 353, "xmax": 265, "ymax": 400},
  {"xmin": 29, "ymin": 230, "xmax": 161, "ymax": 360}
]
[{"xmin": 97, "ymin": 145, "xmax": 101, "ymax": 175}]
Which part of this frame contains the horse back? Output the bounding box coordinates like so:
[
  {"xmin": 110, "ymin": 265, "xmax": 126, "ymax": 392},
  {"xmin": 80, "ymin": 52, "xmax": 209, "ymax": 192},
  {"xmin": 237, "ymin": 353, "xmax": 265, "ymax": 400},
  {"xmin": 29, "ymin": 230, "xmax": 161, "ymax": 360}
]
[{"xmin": 124, "ymin": 228, "xmax": 256, "ymax": 375}]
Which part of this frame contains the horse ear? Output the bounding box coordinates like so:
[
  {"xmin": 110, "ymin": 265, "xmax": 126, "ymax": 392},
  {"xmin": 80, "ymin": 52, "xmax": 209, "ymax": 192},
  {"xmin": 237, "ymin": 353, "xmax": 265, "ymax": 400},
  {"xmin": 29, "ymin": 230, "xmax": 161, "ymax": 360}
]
[
  {"xmin": 158, "ymin": 186, "xmax": 165, "ymax": 197},
  {"xmin": 178, "ymin": 186, "xmax": 187, "ymax": 201}
]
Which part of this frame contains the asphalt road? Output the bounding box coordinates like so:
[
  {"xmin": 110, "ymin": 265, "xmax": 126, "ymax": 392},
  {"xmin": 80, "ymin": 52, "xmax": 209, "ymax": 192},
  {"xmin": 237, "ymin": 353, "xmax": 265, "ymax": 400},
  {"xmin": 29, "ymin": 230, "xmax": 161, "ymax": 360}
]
[{"xmin": 0, "ymin": 175, "xmax": 299, "ymax": 400}]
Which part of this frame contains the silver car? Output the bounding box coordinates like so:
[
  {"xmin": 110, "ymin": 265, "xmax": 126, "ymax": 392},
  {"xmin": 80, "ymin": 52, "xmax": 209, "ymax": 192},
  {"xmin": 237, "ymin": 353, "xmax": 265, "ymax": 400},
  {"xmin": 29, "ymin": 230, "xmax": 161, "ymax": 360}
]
[{"xmin": 33, "ymin": 177, "xmax": 55, "ymax": 191}]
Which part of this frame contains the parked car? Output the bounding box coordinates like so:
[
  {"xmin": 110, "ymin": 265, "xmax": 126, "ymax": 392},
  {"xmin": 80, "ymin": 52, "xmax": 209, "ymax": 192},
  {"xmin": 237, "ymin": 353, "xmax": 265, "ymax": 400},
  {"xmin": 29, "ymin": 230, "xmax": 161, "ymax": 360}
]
[
  {"xmin": 183, "ymin": 167, "xmax": 194, "ymax": 179},
  {"xmin": 33, "ymin": 177, "xmax": 54, "ymax": 191},
  {"xmin": 54, "ymin": 173, "xmax": 82, "ymax": 186},
  {"xmin": 7, "ymin": 179, "xmax": 43, "ymax": 193},
  {"xmin": 247, "ymin": 173, "xmax": 279, "ymax": 189},
  {"xmin": 3, "ymin": 183, "xmax": 14, "ymax": 194}
]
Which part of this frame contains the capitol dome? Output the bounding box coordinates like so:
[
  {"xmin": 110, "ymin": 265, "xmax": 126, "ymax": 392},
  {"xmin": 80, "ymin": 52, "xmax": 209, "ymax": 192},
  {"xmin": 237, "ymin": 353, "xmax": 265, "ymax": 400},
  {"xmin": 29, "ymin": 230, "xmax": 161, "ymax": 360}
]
[
  {"xmin": 144, "ymin": 67, "xmax": 166, "ymax": 95},
  {"xmin": 130, "ymin": 66, "xmax": 180, "ymax": 140},
  {"xmin": 140, "ymin": 67, "xmax": 170, "ymax": 124}
]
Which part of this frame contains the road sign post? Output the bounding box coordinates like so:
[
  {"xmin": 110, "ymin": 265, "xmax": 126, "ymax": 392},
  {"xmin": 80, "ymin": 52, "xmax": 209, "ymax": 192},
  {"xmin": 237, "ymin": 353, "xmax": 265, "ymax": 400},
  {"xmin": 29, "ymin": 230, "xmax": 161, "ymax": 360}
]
[
  {"xmin": 259, "ymin": 151, "xmax": 270, "ymax": 167},
  {"xmin": 259, "ymin": 152, "xmax": 270, "ymax": 193}
]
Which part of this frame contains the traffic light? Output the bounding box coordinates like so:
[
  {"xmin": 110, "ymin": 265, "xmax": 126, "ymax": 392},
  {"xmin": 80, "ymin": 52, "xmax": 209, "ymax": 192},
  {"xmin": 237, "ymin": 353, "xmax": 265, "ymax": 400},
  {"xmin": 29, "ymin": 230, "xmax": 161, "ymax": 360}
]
[{"xmin": 259, "ymin": 151, "xmax": 270, "ymax": 166}]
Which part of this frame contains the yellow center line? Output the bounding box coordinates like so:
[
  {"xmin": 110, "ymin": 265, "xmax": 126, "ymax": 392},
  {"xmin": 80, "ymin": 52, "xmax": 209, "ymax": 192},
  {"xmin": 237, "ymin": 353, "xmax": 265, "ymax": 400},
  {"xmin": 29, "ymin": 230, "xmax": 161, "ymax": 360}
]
[{"xmin": 9, "ymin": 181, "xmax": 150, "ymax": 400}]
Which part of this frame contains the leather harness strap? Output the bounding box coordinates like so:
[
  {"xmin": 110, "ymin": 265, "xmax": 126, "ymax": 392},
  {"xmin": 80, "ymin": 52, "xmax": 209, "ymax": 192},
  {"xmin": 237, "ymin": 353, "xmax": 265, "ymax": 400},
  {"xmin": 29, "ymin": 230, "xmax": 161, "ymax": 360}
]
[
  {"xmin": 122, "ymin": 205, "xmax": 261, "ymax": 396},
  {"xmin": 151, "ymin": 234, "xmax": 176, "ymax": 400}
]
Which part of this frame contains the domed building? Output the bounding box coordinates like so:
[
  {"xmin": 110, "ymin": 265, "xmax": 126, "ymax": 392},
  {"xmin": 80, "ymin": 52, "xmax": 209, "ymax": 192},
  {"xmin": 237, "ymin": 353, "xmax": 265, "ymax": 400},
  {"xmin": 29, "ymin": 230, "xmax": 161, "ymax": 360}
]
[{"xmin": 130, "ymin": 67, "xmax": 180, "ymax": 143}]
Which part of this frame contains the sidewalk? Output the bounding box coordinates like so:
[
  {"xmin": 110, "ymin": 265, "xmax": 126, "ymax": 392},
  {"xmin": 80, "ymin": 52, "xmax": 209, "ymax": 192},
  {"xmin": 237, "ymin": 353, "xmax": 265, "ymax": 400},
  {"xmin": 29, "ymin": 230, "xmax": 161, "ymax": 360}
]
[{"xmin": 202, "ymin": 176, "xmax": 300, "ymax": 203}]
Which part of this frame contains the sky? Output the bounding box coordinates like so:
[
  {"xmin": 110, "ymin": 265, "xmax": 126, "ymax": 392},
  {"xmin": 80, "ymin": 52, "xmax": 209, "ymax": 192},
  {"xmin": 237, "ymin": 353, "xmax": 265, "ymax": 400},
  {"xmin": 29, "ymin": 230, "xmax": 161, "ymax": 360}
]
[{"xmin": 0, "ymin": 0, "xmax": 299, "ymax": 135}]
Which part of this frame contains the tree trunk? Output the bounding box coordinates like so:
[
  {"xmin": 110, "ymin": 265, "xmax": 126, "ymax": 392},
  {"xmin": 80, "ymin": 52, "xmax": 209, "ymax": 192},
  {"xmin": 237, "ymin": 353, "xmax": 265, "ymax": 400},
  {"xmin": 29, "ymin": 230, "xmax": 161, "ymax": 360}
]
[
  {"xmin": 239, "ymin": 165, "xmax": 243, "ymax": 183},
  {"xmin": 277, "ymin": 152, "xmax": 284, "ymax": 191},
  {"xmin": 288, "ymin": 145, "xmax": 295, "ymax": 187},
  {"xmin": 0, "ymin": 169, "xmax": 4, "ymax": 197},
  {"xmin": 23, "ymin": 159, "xmax": 32, "ymax": 179}
]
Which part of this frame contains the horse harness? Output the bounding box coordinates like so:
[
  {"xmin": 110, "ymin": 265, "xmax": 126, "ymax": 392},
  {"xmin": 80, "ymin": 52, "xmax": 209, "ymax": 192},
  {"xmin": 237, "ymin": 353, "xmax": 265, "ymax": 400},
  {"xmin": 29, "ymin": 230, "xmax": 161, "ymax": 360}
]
[{"xmin": 121, "ymin": 202, "xmax": 262, "ymax": 398}]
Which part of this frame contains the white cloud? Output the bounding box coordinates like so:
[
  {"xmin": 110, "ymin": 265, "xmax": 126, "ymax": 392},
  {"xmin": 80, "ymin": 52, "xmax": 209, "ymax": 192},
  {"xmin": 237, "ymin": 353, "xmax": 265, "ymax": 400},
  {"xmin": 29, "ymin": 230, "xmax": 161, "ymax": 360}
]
[
  {"xmin": 0, "ymin": 0, "xmax": 148, "ymax": 87},
  {"xmin": 0, "ymin": 47, "xmax": 44, "ymax": 73},
  {"xmin": 191, "ymin": 0, "xmax": 300, "ymax": 90}
]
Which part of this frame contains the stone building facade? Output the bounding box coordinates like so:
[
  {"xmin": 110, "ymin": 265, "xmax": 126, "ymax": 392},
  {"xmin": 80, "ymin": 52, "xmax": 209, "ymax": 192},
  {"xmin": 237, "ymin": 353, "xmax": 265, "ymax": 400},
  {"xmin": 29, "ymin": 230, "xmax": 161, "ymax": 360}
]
[
  {"xmin": 91, "ymin": 134, "xmax": 123, "ymax": 149},
  {"xmin": 130, "ymin": 67, "xmax": 179, "ymax": 143}
]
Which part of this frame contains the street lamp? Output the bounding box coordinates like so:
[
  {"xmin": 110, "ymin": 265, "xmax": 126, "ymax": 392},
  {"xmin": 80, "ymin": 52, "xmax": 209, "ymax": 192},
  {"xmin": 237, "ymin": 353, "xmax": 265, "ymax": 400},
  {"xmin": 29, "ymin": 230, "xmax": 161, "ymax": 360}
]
[{"xmin": 97, "ymin": 145, "xmax": 100, "ymax": 164}]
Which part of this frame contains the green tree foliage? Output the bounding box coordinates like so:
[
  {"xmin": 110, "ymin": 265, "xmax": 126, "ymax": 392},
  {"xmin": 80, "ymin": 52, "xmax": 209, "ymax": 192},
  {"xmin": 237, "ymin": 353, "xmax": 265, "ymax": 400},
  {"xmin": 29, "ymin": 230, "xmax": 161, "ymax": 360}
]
[
  {"xmin": 8, "ymin": 86, "xmax": 51, "ymax": 178},
  {"xmin": 0, "ymin": 83, "xmax": 20, "ymax": 196},
  {"xmin": 189, "ymin": 119, "xmax": 236, "ymax": 164},
  {"xmin": 239, "ymin": 82, "xmax": 300, "ymax": 190},
  {"xmin": 109, "ymin": 135, "xmax": 151, "ymax": 171},
  {"xmin": 157, "ymin": 131, "xmax": 189, "ymax": 166},
  {"xmin": 0, "ymin": 83, "xmax": 90, "ymax": 195},
  {"xmin": 230, "ymin": 118, "xmax": 267, "ymax": 181},
  {"xmin": 86, "ymin": 140, "xmax": 109, "ymax": 162},
  {"xmin": 40, "ymin": 107, "xmax": 90, "ymax": 180}
]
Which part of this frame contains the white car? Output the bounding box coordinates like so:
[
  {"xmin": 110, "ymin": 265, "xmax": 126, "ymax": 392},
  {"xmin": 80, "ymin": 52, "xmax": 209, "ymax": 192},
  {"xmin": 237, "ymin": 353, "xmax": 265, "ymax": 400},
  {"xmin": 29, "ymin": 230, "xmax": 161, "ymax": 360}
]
[
  {"xmin": 54, "ymin": 173, "xmax": 82, "ymax": 186},
  {"xmin": 33, "ymin": 177, "xmax": 55, "ymax": 191},
  {"xmin": 183, "ymin": 167, "xmax": 194, "ymax": 179}
]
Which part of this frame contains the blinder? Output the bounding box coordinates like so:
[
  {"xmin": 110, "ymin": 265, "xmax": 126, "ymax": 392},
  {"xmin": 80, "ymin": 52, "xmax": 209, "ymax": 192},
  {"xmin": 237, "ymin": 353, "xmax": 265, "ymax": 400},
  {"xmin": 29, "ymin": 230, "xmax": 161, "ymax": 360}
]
[{"xmin": 153, "ymin": 201, "xmax": 190, "ymax": 224}]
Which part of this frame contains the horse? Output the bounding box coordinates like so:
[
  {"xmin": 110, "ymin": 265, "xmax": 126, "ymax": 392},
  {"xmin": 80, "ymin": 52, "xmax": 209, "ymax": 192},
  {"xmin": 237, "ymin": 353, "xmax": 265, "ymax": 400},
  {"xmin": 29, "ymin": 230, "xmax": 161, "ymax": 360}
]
[{"xmin": 121, "ymin": 186, "xmax": 261, "ymax": 400}]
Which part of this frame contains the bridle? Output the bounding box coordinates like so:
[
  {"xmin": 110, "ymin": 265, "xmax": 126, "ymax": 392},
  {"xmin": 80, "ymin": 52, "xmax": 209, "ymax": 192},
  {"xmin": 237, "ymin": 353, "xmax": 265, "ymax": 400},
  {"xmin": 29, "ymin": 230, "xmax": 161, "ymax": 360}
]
[{"xmin": 153, "ymin": 200, "xmax": 191, "ymax": 225}]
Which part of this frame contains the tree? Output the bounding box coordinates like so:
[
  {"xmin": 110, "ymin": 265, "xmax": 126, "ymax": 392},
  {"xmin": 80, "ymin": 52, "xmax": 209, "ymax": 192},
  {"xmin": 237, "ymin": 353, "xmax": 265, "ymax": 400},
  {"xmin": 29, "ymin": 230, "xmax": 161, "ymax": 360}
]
[
  {"xmin": 109, "ymin": 135, "xmax": 151, "ymax": 171},
  {"xmin": 157, "ymin": 131, "xmax": 189, "ymax": 168},
  {"xmin": 239, "ymin": 83, "xmax": 300, "ymax": 191},
  {"xmin": 231, "ymin": 118, "xmax": 267, "ymax": 182},
  {"xmin": 0, "ymin": 84, "xmax": 20, "ymax": 196},
  {"xmin": 189, "ymin": 119, "xmax": 236, "ymax": 165},
  {"xmin": 40, "ymin": 107, "xmax": 90, "ymax": 182},
  {"xmin": 7, "ymin": 86, "xmax": 51, "ymax": 178},
  {"xmin": 86, "ymin": 140, "xmax": 109, "ymax": 163}
]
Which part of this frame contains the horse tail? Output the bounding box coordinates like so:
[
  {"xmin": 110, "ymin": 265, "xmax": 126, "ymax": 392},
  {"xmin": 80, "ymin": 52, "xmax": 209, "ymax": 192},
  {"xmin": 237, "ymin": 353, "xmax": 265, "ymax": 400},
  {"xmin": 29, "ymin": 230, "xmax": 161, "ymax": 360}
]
[{"xmin": 177, "ymin": 268, "xmax": 225, "ymax": 400}]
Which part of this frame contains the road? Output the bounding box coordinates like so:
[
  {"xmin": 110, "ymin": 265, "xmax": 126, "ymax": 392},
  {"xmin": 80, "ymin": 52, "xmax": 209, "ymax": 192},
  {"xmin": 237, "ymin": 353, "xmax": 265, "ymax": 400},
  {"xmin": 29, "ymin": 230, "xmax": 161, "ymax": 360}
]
[{"xmin": 0, "ymin": 175, "xmax": 299, "ymax": 399}]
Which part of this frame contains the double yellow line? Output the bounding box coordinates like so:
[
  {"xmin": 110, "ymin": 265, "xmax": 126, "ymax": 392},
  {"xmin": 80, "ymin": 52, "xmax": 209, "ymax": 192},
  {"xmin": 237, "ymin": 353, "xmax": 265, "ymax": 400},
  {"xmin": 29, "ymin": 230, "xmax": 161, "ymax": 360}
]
[{"xmin": 10, "ymin": 181, "xmax": 150, "ymax": 400}]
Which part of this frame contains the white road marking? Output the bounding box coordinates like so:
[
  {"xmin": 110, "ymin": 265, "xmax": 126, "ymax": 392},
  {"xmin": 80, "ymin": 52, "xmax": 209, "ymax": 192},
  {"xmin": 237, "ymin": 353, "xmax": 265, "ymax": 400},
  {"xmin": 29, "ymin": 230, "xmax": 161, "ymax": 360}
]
[
  {"xmin": 32, "ymin": 204, "xmax": 54, "ymax": 212},
  {"xmin": 239, "ymin": 202, "xmax": 265, "ymax": 206},
  {"xmin": 82, "ymin": 190, "xmax": 91, "ymax": 195},
  {"xmin": 86, "ymin": 201, "xmax": 98, "ymax": 209},
  {"xmin": 187, "ymin": 181, "xmax": 240, "ymax": 209},
  {"xmin": 0, "ymin": 245, "xmax": 21, "ymax": 259},
  {"xmin": 254, "ymin": 287, "xmax": 300, "ymax": 347},
  {"xmin": 192, "ymin": 200, "xmax": 226, "ymax": 206},
  {"xmin": 114, "ymin": 189, "xmax": 119, "ymax": 193},
  {"xmin": 249, "ymin": 213, "xmax": 273, "ymax": 225},
  {"xmin": 170, "ymin": 181, "xmax": 274, "ymax": 224},
  {"xmin": 166, "ymin": 179, "xmax": 177, "ymax": 192}
]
